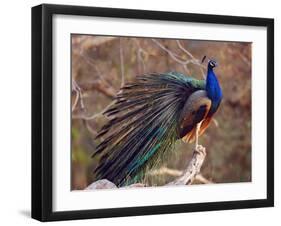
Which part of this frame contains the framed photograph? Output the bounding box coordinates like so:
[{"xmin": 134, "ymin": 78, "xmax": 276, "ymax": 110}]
[{"xmin": 32, "ymin": 4, "xmax": 274, "ymax": 221}]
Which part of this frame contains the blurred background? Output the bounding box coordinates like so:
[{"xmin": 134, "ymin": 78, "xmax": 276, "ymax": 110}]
[{"xmin": 71, "ymin": 35, "xmax": 251, "ymax": 190}]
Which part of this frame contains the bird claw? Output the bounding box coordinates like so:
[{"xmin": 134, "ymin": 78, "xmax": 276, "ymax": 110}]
[{"xmin": 194, "ymin": 145, "xmax": 206, "ymax": 157}]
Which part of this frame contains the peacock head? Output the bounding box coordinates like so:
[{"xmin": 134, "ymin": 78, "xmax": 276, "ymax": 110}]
[
  {"xmin": 208, "ymin": 59, "xmax": 218, "ymax": 69},
  {"xmin": 201, "ymin": 56, "xmax": 218, "ymax": 69}
]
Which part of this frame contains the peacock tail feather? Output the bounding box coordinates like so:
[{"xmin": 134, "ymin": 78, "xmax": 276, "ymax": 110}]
[{"xmin": 93, "ymin": 72, "xmax": 205, "ymax": 186}]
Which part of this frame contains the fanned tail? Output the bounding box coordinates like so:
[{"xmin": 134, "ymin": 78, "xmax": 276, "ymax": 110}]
[{"xmin": 93, "ymin": 72, "xmax": 199, "ymax": 186}]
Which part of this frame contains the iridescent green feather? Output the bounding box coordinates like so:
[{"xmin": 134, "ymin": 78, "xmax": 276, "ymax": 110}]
[{"xmin": 93, "ymin": 72, "xmax": 205, "ymax": 186}]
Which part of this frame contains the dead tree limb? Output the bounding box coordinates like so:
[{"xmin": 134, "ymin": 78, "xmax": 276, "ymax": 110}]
[
  {"xmin": 166, "ymin": 145, "xmax": 206, "ymax": 185},
  {"xmin": 151, "ymin": 39, "xmax": 206, "ymax": 78},
  {"xmin": 194, "ymin": 173, "xmax": 213, "ymax": 184},
  {"xmin": 119, "ymin": 38, "xmax": 125, "ymax": 87},
  {"xmin": 79, "ymin": 81, "xmax": 116, "ymax": 99}
]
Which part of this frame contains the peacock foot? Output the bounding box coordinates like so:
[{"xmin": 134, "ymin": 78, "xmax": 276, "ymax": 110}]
[{"xmin": 194, "ymin": 145, "xmax": 206, "ymax": 158}]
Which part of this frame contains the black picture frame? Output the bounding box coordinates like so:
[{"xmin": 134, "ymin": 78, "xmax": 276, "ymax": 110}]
[{"xmin": 31, "ymin": 3, "xmax": 274, "ymax": 222}]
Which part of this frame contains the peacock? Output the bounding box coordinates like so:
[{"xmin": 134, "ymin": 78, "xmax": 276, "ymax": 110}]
[{"xmin": 92, "ymin": 59, "xmax": 222, "ymax": 186}]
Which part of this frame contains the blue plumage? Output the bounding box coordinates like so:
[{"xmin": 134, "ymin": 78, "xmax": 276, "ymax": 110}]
[{"xmin": 206, "ymin": 60, "xmax": 223, "ymax": 114}]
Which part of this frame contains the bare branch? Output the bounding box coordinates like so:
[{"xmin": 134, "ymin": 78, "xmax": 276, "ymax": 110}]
[
  {"xmin": 212, "ymin": 118, "xmax": 219, "ymax": 127},
  {"xmin": 72, "ymin": 100, "xmax": 115, "ymax": 120},
  {"xmin": 134, "ymin": 38, "xmax": 147, "ymax": 74},
  {"xmin": 79, "ymin": 80, "xmax": 116, "ymax": 99},
  {"xmin": 194, "ymin": 174, "xmax": 213, "ymax": 184},
  {"xmin": 148, "ymin": 166, "xmax": 182, "ymax": 177},
  {"xmin": 74, "ymin": 39, "xmax": 116, "ymax": 91},
  {"xmin": 176, "ymin": 40, "xmax": 195, "ymax": 59},
  {"xmin": 183, "ymin": 64, "xmax": 191, "ymax": 74},
  {"xmin": 151, "ymin": 38, "xmax": 191, "ymax": 65},
  {"xmin": 72, "ymin": 89, "xmax": 80, "ymax": 112},
  {"xmin": 72, "ymin": 79, "xmax": 85, "ymax": 112},
  {"xmin": 176, "ymin": 40, "xmax": 206, "ymax": 78},
  {"xmin": 167, "ymin": 145, "xmax": 206, "ymax": 185},
  {"xmin": 119, "ymin": 38, "xmax": 125, "ymax": 87},
  {"xmin": 237, "ymin": 51, "xmax": 251, "ymax": 68},
  {"xmin": 152, "ymin": 39, "xmax": 206, "ymax": 78},
  {"xmin": 83, "ymin": 120, "xmax": 98, "ymax": 136},
  {"xmin": 227, "ymin": 43, "xmax": 251, "ymax": 68}
]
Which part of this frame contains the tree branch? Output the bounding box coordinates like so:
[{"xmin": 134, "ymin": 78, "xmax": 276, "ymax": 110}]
[
  {"xmin": 79, "ymin": 80, "xmax": 116, "ymax": 99},
  {"xmin": 72, "ymin": 79, "xmax": 85, "ymax": 112},
  {"xmin": 72, "ymin": 100, "xmax": 115, "ymax": 120},
  {"xmin": 119, "ymin": 38, "xmax": 125, "ymax": 87},
  {"xmin": 151, "ymin": 39, "xmax": 206, "ymax": 78},
  {"xmin": 194, "ymin": 173, "xmax": 213, "ymax": 184},
  {"xmin": 166, "ymin": 145, "xmax": 206, "ymax": 185}
]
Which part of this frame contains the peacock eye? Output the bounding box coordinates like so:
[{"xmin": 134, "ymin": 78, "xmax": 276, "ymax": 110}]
[{"xmin": 210, "ymin": 60, "xmax": 217, "ymax": 67}]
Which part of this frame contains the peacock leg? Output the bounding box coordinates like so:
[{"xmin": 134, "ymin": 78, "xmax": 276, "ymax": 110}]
[{"xmin": 195, "ymin": 122, "xmax": 202, "ymax": 150}]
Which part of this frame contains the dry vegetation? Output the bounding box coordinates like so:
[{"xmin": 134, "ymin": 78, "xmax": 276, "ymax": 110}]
[{"xmin": 71, "ymin": 35, "xmax": 251, "ymax": 190}]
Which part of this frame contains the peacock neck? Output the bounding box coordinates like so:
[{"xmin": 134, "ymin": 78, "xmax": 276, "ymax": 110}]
[{"xmin": 206, "ymin": 67, "xmax": 222, "ymax": 105}]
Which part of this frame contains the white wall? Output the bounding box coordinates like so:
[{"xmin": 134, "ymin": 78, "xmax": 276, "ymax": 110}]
[{"xmin": 0, "ymin": 0, "xmax": 279, "ymax": 225}]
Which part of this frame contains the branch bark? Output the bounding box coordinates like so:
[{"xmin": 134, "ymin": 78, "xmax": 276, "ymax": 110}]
[{"xmin": 167, "ymin": 145, "xmax": 206, "ymax": 185}]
